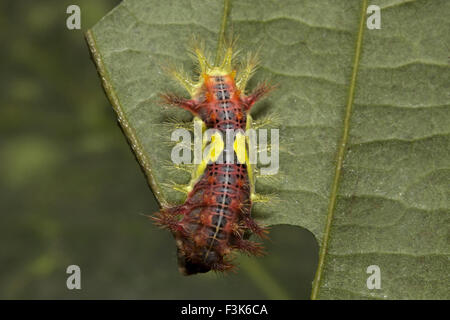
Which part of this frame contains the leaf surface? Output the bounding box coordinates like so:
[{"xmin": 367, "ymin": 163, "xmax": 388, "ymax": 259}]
[{"xmin": 86, "ymin": 0, "xmax": 450, "ymax": 299}]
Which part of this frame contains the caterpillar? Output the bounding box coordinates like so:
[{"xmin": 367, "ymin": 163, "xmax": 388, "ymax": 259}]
[{"xmin": 153, "ymin": 40, "xmax": 274, "ymax": 275}]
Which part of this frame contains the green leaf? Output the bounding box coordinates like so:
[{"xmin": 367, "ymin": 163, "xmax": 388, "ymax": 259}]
[{"xmin": 86, "ymin": 0, "xmax": 450, "ymax": 299}]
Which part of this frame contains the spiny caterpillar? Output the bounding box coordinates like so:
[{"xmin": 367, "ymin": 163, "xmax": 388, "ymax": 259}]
[{"xmin": 153, "ymin": 39, "xmax": 275, "ymax": 275}]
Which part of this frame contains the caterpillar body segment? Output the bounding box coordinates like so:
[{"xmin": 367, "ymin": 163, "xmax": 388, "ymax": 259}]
[{"xmin": 153, "ymin": 41, "xmax": 275, "ymax": 275}]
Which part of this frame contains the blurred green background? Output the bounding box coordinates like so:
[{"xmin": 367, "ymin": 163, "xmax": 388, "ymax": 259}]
[{"xmin": 0, "ymin": 0, "xmax": 318, "ymax": 299}]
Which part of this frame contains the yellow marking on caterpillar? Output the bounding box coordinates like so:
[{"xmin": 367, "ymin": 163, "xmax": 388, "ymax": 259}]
[
  {"xmin": 209, "ymin": 132, "xmax": 225, "ymax": 162},
  {"xmin": 187, "ymin": 130, "xmax": 224, "ymax": 193},
  {"xmin": 233, "ymin": 133, "xmax": 246, "ymax": 165}
]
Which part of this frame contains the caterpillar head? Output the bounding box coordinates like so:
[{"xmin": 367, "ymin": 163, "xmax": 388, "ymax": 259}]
[{"xmin": 167, "ymin": 38, "xmax": 259, "ymax": 99}]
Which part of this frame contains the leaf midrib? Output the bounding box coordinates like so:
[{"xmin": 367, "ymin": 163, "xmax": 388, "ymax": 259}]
[{"xmin": 310, "ymin": 0, "xmax": 368, "ymax": 299}]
